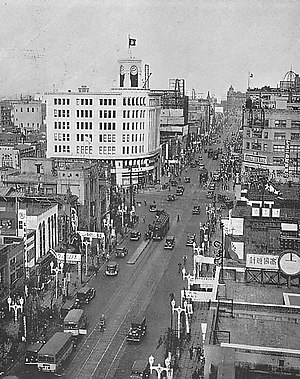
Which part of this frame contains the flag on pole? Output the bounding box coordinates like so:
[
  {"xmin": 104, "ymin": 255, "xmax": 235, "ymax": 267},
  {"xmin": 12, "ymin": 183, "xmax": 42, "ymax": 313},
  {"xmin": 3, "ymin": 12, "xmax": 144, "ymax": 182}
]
[{"xmin": 129, "ymin": 37, "xmax": 136, "ymax": 47}]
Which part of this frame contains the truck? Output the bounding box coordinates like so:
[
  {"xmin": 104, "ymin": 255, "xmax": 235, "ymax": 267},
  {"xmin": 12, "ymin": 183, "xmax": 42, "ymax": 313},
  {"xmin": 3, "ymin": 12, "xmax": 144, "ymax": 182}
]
[{"xmin": 126, "ymin": 315, "xmax": 147, "ymax": 343}]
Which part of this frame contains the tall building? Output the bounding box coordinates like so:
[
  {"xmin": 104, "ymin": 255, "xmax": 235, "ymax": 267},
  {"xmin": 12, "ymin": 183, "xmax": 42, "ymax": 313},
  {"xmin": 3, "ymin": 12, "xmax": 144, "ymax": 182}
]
[
  {"xmin": 241, "ymin": 70, "xmax": 300, "ymax": 183},
  {"xmin": 45, "ymin": 54, "xmax": 161, "ymax": 187}
]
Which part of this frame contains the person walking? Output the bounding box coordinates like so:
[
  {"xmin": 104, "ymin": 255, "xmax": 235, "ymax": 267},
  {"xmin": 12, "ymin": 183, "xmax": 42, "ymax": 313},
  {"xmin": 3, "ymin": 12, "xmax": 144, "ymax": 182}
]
[
  {"xmin": 189, "ymin": 345, "xmax": 194, "ymax": 359},
  {"xmin": 177, "ymin": 214, "xmax": 180, "ymax": 222}
]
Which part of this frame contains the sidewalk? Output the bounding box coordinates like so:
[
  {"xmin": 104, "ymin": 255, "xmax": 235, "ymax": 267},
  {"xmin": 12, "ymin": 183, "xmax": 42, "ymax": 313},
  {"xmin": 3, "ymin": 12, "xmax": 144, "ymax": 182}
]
[{"xmin": 174, "ymin": 303, "xmax": 208, "ymax": 378}]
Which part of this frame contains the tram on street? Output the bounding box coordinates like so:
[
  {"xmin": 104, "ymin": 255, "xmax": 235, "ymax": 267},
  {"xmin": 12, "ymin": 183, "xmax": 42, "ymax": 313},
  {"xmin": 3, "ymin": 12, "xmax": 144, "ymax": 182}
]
[
  {"xmin": 37, "ymin": 332, "xmax": 74, "ymax": 373},
  {"xmin": 63, "ymin": 309, "xmax": 87, "ymax": 336},
  {"xmin": 150, "ymin": 211, "xmax": 170, "ymax": 240}
]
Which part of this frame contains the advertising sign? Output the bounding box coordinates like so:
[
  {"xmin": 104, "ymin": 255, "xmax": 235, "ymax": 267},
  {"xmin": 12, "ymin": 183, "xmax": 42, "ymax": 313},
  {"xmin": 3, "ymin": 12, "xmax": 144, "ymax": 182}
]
[
  {"xmin": 246, "ymin": 254, "xmax": 279, "ymax": 270},
  {"xmin": 56, "ymin": 252, "xmax": 82, "ymax": 264},
  {"xmin": 78, "ymin": 231, "xmax": 105, "ymax": 240},
  {"xmin": 284, "ymin": 140, "xmax": 290, "ymax": 176}
]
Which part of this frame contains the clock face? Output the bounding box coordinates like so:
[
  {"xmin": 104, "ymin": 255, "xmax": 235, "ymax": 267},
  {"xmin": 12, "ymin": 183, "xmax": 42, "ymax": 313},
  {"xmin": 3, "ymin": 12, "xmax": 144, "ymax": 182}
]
[
  {"xmin": 279, "ymin": 251, "xmax": 300, "ymax": 276},
  {"xmin": 130, "ymin": 65, "xmax": 138, "ymax": 75}
]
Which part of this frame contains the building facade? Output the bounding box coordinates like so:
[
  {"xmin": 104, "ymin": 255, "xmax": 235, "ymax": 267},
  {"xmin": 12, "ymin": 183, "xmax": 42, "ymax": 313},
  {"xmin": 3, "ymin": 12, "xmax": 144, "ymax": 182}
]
[
  {"xmin": 242, "ymin": 70, "xmax": 300, "ymax": 183},
  {"xmin": 45, "ymin": 55, "xmax": 161, "ymax": 187}
]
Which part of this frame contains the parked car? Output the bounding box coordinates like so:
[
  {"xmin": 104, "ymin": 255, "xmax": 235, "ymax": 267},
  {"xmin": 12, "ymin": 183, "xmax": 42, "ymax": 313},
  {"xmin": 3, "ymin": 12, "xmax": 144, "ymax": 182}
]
[
  {"xmin": 130, "ymin": 230, "xmax": 141, "ymax": 241},
  {"xmin": 115, "ymin": 246, "xmax": 128, "ymax": 258},
  {"xmin": 170, "ymin": 179, "xmax": 178, "ymax": 186},
  {"xmin": 184, "ymin": 177, "xmax": 190, "ymax": 183},
  {"xmin": 192, "ymin": 205, "xmax": 201, "ymax": 215},
  {"xmin": 167, "ymin": 194, "xmax": 176, "ymax": 201},
  {"xmin": 206, "ymin": 190, "xmax": 214, "ymax": 199},
  {"xmin": 186, "ymin": 233, "xmax": 196, "ymax": 246},
  {"xmin": 208, "ymin": 182, "xmax": 216, "ymax": 191},
  {"xmin": 149, "ymin": 203, "xmax": 157, "ymax": 212},
  {"xmin": 176, "ymin": 188, "xmax": 184, "ymax": 196},
  {"xmin": 130, "ymin": 359, "xmax": 150, "ymax": 379}
]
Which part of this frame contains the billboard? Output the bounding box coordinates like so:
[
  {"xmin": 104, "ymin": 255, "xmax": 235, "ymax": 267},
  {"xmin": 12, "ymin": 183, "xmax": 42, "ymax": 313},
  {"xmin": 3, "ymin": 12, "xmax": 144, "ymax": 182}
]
[{"xmin": 246, "ymin": 254, "xmax": 279, "ymax": 270}]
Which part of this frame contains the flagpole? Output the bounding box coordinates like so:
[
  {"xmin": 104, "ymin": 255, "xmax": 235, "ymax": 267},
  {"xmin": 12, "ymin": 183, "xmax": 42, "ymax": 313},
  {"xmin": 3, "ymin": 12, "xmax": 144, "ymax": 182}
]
[{"xmin": 247, "ymin": 71, "xmax": 250, "ymax": 90}]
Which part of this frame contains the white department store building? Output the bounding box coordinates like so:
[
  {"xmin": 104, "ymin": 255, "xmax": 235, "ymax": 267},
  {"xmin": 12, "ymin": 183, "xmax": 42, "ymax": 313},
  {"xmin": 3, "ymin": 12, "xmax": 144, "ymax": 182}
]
[{"xmin": 45, "ymin": 55, "xmax": 161, "ymax": 186}]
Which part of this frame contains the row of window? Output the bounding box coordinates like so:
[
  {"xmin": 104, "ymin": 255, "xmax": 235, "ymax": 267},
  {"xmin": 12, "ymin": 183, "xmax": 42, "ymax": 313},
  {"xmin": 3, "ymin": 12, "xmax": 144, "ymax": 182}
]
[
  {"xmin": 122, "ymin": 134, "xmax": 145, "ymax": 143},
  {"xmin": 54, "ymin": 121, "xmax": 70, "ymax": 129},
  {"xmin": 76, "ymin": 134, "xmax": 93, "ymax": 142},
  {"xmin": 245, "ymin": 142, "xmax": 300, "ymax": 153},
  {"xmin": 54, "ymin": 133, "xmax": 70, "ymax": 141},
  {"xmin": 246, "ymin": 131, "xmax": 300, "ymax": 141},
  {"xmin": 54, "ymin": 98, "xmax": 70, "ymax": 106},
  {"xmin": 123, "ymin": 110, "xmax": 146, "ymax": 119},
  {"xmin": 122, "ymin": 145, "xmax": 145, "ymax": 154},
  {"xmin": 99, "ymin": 110, "xmax": 117, "ymax": 118},
  {"xmin": 99, "ymin": 134, "xmax": 116, "ymax": 143},
  {"xmin": 54, "ymin": 145, "xmax": 71, "ymax": 153},
  {"xmin": 122, "ymin": 97, "xmax": 147, "ymax": 106},
  {"xmin": 77, "ymin": 109, "xmax": 93, "ymax": 118},
  {"xmin": 99, "ymin": 146, "xmax": 116, "ymax": 155},
  {"xmin": 122, "ymin": 122, "xmax": 145, "ymax": 130},
  {"xmin": 17, "ymin": 122, "xmax": 40, "ymax": 128},
  {"xmin": 54, "ymin": 109, "xmax": 70, "ymax": 117},
  {"xmin": 76, "ymin": 121, "xmax": 93, "ymax": 130},
  {"xmin": 15, "ymin": 107, "xmax": 37, "ymax": 112},
  {"xmin": 99, "ymin": 122, "xmax": 116, "ymax": 130}
]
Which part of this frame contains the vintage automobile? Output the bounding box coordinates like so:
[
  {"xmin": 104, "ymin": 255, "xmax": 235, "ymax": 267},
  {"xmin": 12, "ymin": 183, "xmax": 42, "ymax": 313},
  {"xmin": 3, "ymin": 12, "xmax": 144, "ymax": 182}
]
[
  {"xmin": 206, "ymin": 190, "xmax": 214, "ymax": 199},
  {"xmin": 127, "ymin": 315, "xmax": 147, "ymax": 343},
  {"xmin": 192, "ymin": 205, "xmax": 201, "ymax": 215},
  {"xmin": 208, "ymin": 182, "xmax": 216, "ymax": 191},
  {"xmin": 75, "ymin": 286, "xmax": 96, "ymax": 305},
  {"xmin": 164, "ymin": 236, "xmax": 175, "ymax": 250},
  {"xmin": 149, "ymin": 203, "xmax": 157, "ymax": 212},
  {"xmin": 167, "ymin": 194, "xmax": 176, "ymax": 201},
  {"xmin": 130, "ymin": 230, "xmax": 141, "ymax": 241},
  {"xmin": 186, "ymin": 233, "xmax": 196, "ymax": 246},
  {"xmin": 105, "ymin": 261, "xmax": 119, "ymax": 276},
  {"xmin": 115, "ymin": 246, "xmax": 128, "ymax": 258}
]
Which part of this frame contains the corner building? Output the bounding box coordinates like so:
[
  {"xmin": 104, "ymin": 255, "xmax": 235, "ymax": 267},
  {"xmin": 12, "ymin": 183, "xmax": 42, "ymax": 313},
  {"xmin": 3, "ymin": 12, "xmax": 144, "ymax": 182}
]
[{"xmin": 45, "ymin": 55, "xmax": 161, "ymax": 186}]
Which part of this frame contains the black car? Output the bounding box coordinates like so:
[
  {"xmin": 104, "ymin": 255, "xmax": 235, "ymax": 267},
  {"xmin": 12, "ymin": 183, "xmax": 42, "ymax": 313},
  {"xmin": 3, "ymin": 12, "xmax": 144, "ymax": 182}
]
[
  {"xmin": 192, "ymin": 205, "xmax": 201, "ymax": 215},
  {"xmin": 184, "ymin": 177, "xmax": 191, "ymax": 183},
  {"xmin": 115, "ymin": 246, "xmax": 128, "ymax": 258},
  {"xmin": 167, "ymin": 194, "xmax": 176, "ymax": 201},
  {"xmin": 130, "ymin": 230, "xmax": 141, "ymax": 241},
  {"xmin": 206, "ymin": 190, "xmax": 214, "ymax": 199}
]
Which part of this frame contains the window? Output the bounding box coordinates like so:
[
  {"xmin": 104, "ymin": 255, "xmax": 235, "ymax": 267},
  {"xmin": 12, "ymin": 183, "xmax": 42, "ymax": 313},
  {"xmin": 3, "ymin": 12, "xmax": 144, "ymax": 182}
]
[
  {"xmin": 291, "ymin": 120, "xmax": 300, "ymax": 128},
  {"xmin": 291, "ymin": 133, "xmax": 300, "ymax": 141},
  {"xmin": 264, "ymin": 132, "xmax": 269, "ymax": 139},
  {"xmin": 273, "ymin": 145, "xmax": 285, "ymax": 152},
  {"xmin": 246, "ymin": 130, "xmax": 251, "ymax": 137},
  {"xmin": 122, "ymin": 134, "xmax": 126, "ymax": 142},
  {"xmin": 263, "ymin": 143, "xmax": 268, "ymax": 151},
  {"xmin": 274, "ymin": 120, "xmax": 286, "ymax": 128},
  {"xmin": 273, "ymin": 157, "xmax": 284, "ymax": 165},
  {"xmin": 252, "ymin": 142, "xmax": 261, "ymax": 150},
  {"xmin": 274, "ymin": 132, "xmax": 286, "ymax": 140},
  {"xmin": 123, "ymin": 146, "xmax": 125, "ymax": 154},
  {"xmin": 127, "ymin": 135, "xmax": 130, "ymax": 142},
  {"xmin": 246, "ymin": 142, "xmax": 250, "ymax": 149}
]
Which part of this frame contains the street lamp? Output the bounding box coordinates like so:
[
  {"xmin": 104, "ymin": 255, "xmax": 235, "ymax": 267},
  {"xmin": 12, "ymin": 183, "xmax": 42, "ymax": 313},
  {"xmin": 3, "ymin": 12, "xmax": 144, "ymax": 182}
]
[
  {"xmin": 149, "ymin": 352, "xmax": 173, "ymax": 379},
  {"xmin": 7, "ymin": 296, "xmax": 24, "ymax": 322},
  {"xmin": 50, "ymin": 261, "xmax": 64, "ymax": 299},
  {"xmin": 171, "ymin": 299, "xmax": 190, "ymax": 339},
  {"xmin": 82, "ymin": 237, "xmax": 92, "ymax": 276}
]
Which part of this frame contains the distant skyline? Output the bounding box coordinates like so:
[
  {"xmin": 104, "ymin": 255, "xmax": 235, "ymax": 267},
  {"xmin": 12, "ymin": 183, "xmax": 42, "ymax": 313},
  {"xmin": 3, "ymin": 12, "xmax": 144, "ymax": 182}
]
[{"xmin": 0, "ymin": 0, "xmax": 298, "ymax": 100}]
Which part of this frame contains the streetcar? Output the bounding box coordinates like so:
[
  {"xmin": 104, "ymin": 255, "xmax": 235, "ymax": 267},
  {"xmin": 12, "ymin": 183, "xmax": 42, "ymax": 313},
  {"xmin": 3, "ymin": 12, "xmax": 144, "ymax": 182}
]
[
  {"xmin": 37, "ymin": 332, "xmax": 74, "ymax": 373},
  {"xmin": 149, "ymin": 211, "xmax": 170, "ymax": 240},
  {"xmin": 63, "ymin": 309, "xmax": 87, "ymax": 336}
]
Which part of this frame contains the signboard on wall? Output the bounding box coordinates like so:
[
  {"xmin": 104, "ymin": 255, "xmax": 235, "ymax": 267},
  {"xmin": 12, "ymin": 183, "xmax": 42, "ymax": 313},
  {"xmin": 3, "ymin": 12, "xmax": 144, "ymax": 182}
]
[
  {"xmin": 246, "ymin": 254, "xmax": 279, "ymax": 270},
  {"xmin": 284, "ymin": 140, "xmax": 290, "ymax": 176},
  {"xmin": 56, "ymin": 252, "xmax": 81, "ymax": 264}
]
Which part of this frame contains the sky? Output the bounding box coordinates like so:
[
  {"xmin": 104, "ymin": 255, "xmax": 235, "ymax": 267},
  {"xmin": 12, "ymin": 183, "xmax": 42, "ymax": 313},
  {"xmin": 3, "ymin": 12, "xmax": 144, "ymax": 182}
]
[{"xmin": 0, "ymin": 0, "xmax": 299, "ymax": 101}]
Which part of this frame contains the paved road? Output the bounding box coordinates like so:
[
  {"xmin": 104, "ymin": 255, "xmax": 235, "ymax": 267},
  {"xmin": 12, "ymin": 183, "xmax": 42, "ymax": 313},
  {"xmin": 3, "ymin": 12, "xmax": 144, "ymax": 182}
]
[{"xmin": 12, "ymin": 149, "xmax": 224, "ymax": 379}]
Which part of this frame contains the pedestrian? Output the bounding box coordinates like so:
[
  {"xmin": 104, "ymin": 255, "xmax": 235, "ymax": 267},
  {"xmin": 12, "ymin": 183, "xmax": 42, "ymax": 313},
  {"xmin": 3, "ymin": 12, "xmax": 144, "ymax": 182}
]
[
  {"xmin": 189, "ymin": 345, "xmax": 193, "ymax": 359},
  {"xmin": 143, "ymin": 216, "xmax": 146, "ymax": 223},
  {"xmin": 178, "ymin": 262, "xmax": 182, "ymax": 273},
  {"xmin": 193, "ymin": 346, "xmax": 198, "ymax": 361},
  {"xmin": 144, "ymin": 200, "xmax": 147, "ymax": 206},
  {"xmin": 183, "ymin": 255, "xmax": 187, "ymax": 266},
  {"xmin": 177, "ymin": 214, "xmax": 180, "ymax": 222}
]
